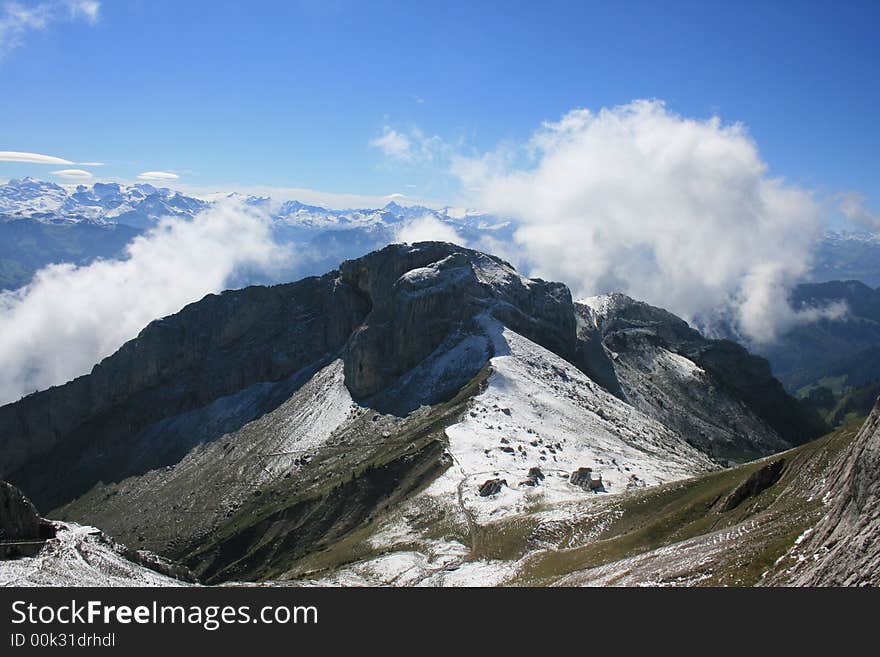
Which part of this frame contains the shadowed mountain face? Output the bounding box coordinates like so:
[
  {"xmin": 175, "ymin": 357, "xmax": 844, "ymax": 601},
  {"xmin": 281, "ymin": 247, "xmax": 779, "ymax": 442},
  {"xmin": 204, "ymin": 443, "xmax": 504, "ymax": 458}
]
[
  {"xmin": 0, "ymin": 272, "xmax": 369, "ymax": 505},
  {"xmin": 811, "ymin": 233, "xmax": 880, "ymax": 289},
  {"xmin": 578, "ymin": 293, "xmax": 826, "ymax": 459},
  {"xmin": 0, "ymin": 242, "xmax": 821, "ymax": 582},
  {"xmin": 0, "ymin": 219, "xmax": 142, "ymax": 291},
  {"xmin": 756, "ymin": 280, "xmax": 880, "ymax": 394}
]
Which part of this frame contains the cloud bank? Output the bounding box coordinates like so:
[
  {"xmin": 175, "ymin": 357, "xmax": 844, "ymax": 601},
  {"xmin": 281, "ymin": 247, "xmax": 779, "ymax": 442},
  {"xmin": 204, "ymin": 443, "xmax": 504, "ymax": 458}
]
[
  {"xmin": 453, "ymin": 100, "xmax": 831, "ymax": 343},
  {"xmin": 0, "ymin": 201, "xmax": 286, "ymax": 405}
]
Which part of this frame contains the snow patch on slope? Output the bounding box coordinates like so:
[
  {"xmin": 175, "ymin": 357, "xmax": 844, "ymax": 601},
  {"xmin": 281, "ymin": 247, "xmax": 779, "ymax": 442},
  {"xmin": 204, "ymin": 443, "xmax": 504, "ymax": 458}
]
[
  {"xmin": 426, "ymin": 320, "xmax": 715, "ymax": 523},
  {"xmin": 0, "ymin": 523, "xmax": 191, "ymax": 587}
]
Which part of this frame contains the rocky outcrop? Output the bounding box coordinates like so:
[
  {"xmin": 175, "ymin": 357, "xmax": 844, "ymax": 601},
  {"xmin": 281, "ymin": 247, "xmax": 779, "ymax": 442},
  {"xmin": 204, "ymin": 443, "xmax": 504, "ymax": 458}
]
[
  {"xmin": 576, "ymin": 294, "xmax": 826, "ymax": 460},
  {"xmin": 720, "ymin": 459, "xmax": 785, "ymax": 512},
  {"xmin": 340, "ymin": 243, "xmax": 577, "ymax": 406},
  {"xmin": 779, "ymin": 398, "xmax": 880, "ymax": 586},
  {"xmin": 570, "ymin": 467, "xmax": 603, "ymax": 491},
  {"xmin": 690, "ymin": 340, "xmax": 826, "ymax": 447},
  {"xmin": 0, "ymin": 481, "xmax": 54, "ymax": 543},
  {"xmin": 520, "ymin": 466, "xmax": 545, "ymax": 487},
  {"xmin": 478, "ymin": 478, "xmax": 507, "ymax": 497}
]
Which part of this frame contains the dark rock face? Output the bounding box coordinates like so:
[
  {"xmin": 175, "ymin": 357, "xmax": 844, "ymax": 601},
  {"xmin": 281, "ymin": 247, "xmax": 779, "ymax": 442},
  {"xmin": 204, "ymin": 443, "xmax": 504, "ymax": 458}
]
[
  {"xmin": 784, "ymin": 398, "xmax": 880, "ymax": 586},
  {"xmin": 1, "ymin": 274, "xmax": 369, "ymax": 509},
  {"xmin": 692, "ymin": 341, "xmax": 826, "ymax": 447},
  {"xmin": 574, "ymin": 321, "xmax": 625, "ymax": 399},
  {"xmin": 340, "ymin": 247, "xmax": 488, "ymax": 400},
  {"xmin": 0, "ymin": 481, "xmax": 46, "ymax": 541},
  {"xmin": 1, "ymin": 481, "xmax": 55, "ymax": 558},
  {"xmin": 478, "ymin": 478, "xmax": 507, "ymax": 497},
  {"xmin": 720, "ymin": 459, "xmax": 786, "ymax": 512}
]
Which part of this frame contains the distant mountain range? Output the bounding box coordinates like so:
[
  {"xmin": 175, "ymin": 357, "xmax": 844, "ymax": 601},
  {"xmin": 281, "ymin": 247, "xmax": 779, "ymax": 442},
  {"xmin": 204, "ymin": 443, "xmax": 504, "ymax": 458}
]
[
  {"xmin": 0, "ymin": 177, "xmax": 512, "ymax": 290},
  {"xmin": 810, "ymin": 231, "xmax": 880, "ymax": 288},
  {"xmin": 3, "ymin": 176, "xmax": 880, "ymax": 289},
  {"xmin": 1, "ymin": 177, "xmax": 878, "ymax": 423}
]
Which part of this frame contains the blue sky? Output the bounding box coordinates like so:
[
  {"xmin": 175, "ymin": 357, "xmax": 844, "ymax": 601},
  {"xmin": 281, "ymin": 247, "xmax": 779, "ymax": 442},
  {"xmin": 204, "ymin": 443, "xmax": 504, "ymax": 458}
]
[{"xmin": 0, "ymin": 0, "xmax": 877, "ymax": 213}]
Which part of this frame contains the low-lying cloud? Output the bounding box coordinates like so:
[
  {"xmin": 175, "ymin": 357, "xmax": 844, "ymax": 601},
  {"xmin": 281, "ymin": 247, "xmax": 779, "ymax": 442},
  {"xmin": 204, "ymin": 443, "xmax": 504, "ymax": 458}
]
[
  {"xmin": 0, "ymin": 201, "xmax": 287, "ymax": 405},
  {"xmin": 453, "ymin": 99, "xmax": 836, "ymax": 343},
  {"xmin": 394, "ymin": 214, "xmax": 466, "ymax": 245}
]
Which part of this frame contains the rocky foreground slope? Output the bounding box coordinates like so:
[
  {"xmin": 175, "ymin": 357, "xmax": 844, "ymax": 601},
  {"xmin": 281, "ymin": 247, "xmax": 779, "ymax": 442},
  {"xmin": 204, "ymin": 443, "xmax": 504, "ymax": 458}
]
[
  {"xmin": 768, "ymin": 398, "xmax": 880, "ymax": 586},
  {"xmin": 0, "ymin": 242, "xmax": 824, "ymax": 584}
]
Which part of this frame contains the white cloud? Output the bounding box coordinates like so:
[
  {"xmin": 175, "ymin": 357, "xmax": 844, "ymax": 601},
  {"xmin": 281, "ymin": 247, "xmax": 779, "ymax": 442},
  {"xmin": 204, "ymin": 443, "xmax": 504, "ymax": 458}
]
[
  {"xmin": 138, "ymin": 171, "xmax": 180, "ymax": 181},
  {"xmin": 0, "ymin": 151, "xmax": 102, "ymax": 167},
  {"xmin": 0, "ymin": 201, "xmax": 287, "ymax": 405},
  {"xmin": 370, "ymin": 128, "xmax": 412, "ymax": 161},
  {"xmin": 0, "ymin": 150, "xmax": 75, "ymax": 165},
  {"xmin": 51, "ymin": 168, "xmax": 92, "ymax": 179},
  {"xmin": 66, "ymin": 0, "xmax": 98, "ymax": 23},
  {"xmin": 837, "ymin": 191, "xmax": 880, "ymax": 232},
  {"xmin": 0, "ymin": 0, "xmax": 100, "ymax": 58},
  {"xmin": 370, "ymin": 125, "xmax": 445, "ymax": 165},
  {"xmin": 394, "ymin": 214, "xmax": 467, "ymax": 245},
  {"xmin": 453, "ymin": 100, "xmax": 828, "ymax": 344}
]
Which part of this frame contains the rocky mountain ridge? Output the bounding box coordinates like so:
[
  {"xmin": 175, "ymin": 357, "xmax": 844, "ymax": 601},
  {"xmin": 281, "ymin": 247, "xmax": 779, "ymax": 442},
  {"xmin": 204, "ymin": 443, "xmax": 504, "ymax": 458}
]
[
  {"xmin": 0, "ymin": 242, "xmax": 825, "ymax": 583},
  {"xmin": 578, "ymin": 293, "xmax": 825, "ymax": 459}
]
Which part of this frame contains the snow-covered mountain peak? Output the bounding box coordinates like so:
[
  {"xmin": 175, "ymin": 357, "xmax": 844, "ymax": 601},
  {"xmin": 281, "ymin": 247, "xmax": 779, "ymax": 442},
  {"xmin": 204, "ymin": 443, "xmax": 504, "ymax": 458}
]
[{"xmin": 578, "ymin": 292, "xmax": 637, "ymax": 318}]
